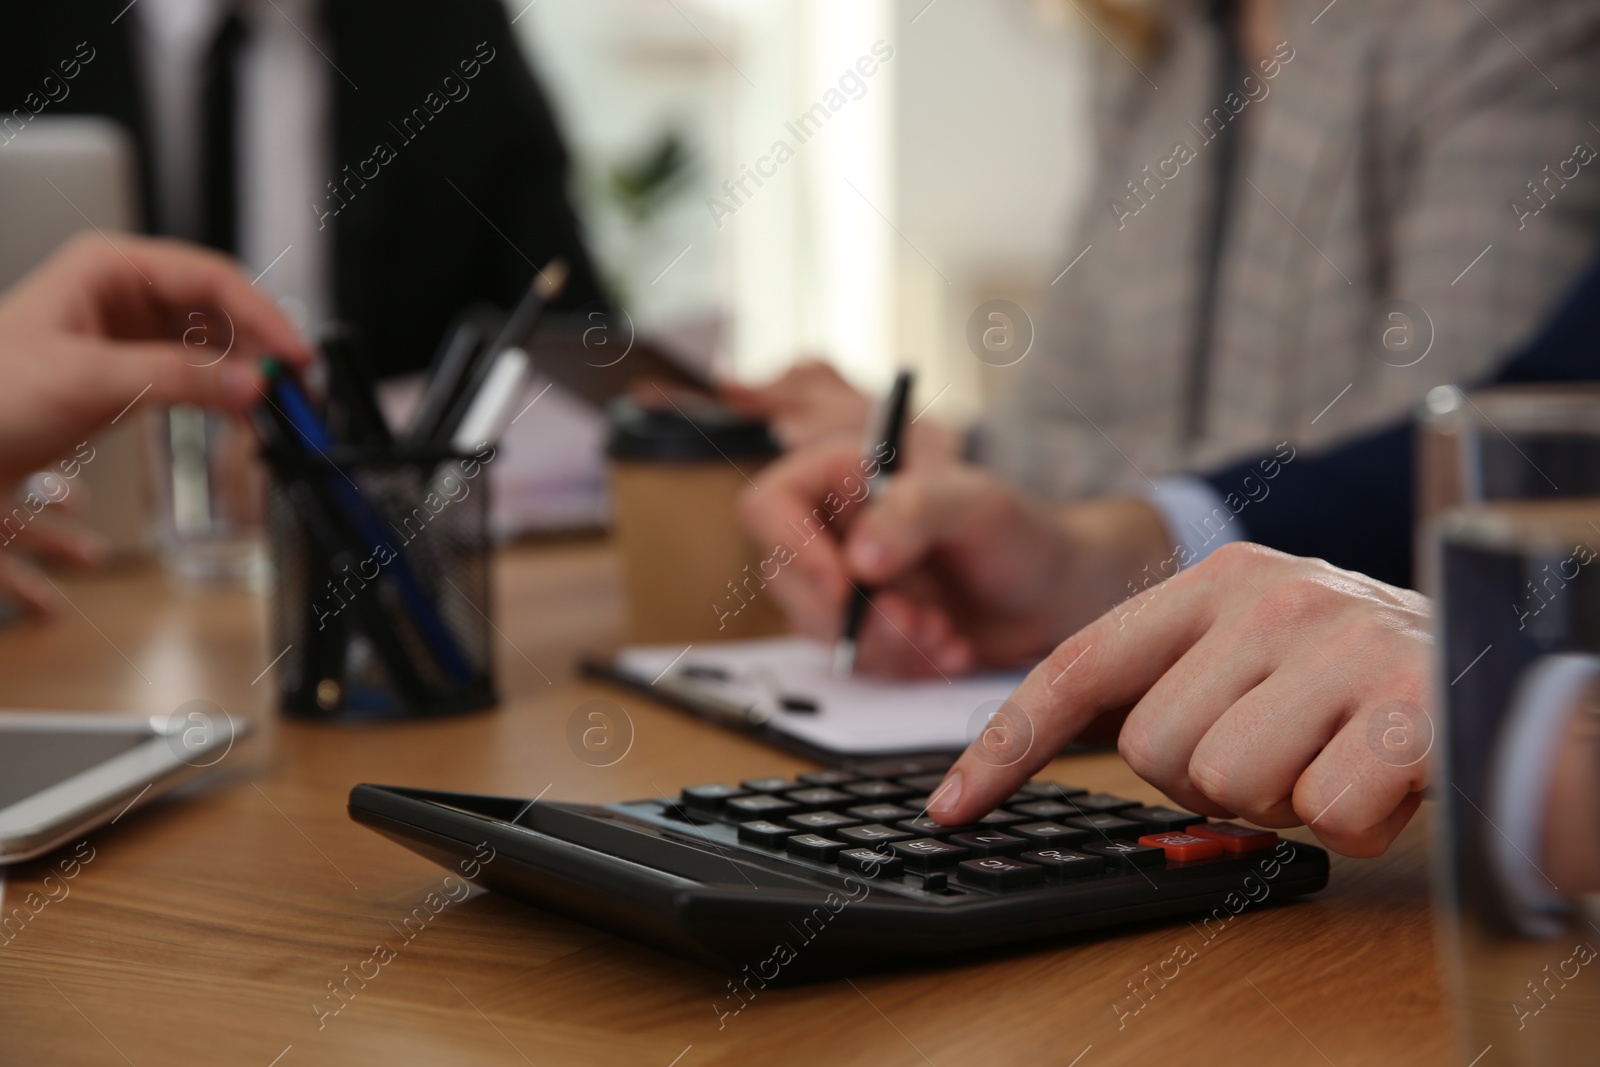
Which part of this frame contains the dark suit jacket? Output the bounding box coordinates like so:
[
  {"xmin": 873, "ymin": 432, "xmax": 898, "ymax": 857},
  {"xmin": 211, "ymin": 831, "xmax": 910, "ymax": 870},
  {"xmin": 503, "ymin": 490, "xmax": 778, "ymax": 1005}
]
[
  {"xmin": 1203, "ymin": 255, "xmax": 1600, "ymax": 589},
  {"xmin": 0, "ymin": 0, "xmax": 605, "ymax": 376}
]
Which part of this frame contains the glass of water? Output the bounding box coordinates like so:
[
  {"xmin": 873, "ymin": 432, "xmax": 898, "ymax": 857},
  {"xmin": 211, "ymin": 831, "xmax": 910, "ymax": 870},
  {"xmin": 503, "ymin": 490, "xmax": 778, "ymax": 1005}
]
[{"xmin": 1434, "ymin": 489, "xmax": 1600, "ymax": 1064}]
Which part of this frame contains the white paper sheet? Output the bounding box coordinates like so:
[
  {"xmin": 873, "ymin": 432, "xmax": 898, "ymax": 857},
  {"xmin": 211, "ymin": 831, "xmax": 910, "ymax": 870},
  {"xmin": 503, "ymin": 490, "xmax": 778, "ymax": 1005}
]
[{"xmin": 616, "ymin": 637, "xmax": 1029, "ymax": 756}]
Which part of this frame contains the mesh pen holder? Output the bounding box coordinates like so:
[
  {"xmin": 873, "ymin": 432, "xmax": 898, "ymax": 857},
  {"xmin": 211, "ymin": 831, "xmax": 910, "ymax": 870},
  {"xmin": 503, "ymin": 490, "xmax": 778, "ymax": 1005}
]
[{"xmin": 266, "ymin": 445, "xmax": 497, "ymax": 721}]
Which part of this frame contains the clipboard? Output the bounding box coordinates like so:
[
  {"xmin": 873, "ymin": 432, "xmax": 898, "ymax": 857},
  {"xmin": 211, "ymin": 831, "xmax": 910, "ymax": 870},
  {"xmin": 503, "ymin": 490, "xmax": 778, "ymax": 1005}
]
[{"xmin": 580, "ymin": 636, "xmax": 1033, "ymax": 765}]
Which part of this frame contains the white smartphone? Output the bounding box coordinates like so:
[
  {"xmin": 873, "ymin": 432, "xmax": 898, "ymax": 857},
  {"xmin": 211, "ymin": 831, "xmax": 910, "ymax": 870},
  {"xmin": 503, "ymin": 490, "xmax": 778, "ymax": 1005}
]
[{"xmin": 0, "ymin": 709, "xmax": 246, "ymax": 864}]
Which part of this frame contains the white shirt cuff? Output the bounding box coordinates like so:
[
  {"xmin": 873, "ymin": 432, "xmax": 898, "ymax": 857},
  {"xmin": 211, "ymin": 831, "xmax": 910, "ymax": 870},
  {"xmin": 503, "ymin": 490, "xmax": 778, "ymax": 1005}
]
[{"xmin": 1140, "ymin": 476, "xmax": 1247, "ymax": 569}]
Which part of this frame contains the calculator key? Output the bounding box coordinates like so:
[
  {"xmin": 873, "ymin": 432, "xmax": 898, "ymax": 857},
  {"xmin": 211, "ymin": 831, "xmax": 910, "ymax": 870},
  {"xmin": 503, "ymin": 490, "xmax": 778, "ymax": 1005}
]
[
  {"xmin": 837, "ymin": 847, "xmax": 904, "ymax": 878},
  {"xmin": 896, "ymin": 773, "xmax": 949, "ymax": 792},
  {"xmin": 843, "ymin": 780, "xmax": 915, "ymax": 801},
  {"xmin": 1011, "ymin": 822, "xmax": 1091, "ymax": 847},
  {"xmin": 890, "ymin": 838, "xmax": 970, "ymax": 871},
  {"xmin": 836, "ymin": 823, "xmax": 915, "ymax": 846},
  {"xmin": 741, "ymin": 777, "xmax": 798, "ymax": 793},
  {"xmin": 1021, "ymin": 848, "xmax": 1105, "ymax": 880},
  {"xmin": 797, "ymin": 768, "xmax": 861, "ymax": 786},
  {"xmin": 1189, "ymin": 822, "xmax": 1279, "ymax": 854},
  {"xmin": 1138, "ymin": 832, "xmax": 1225, "ymax": 863},
  {"xmin": 847, "ymin": 803, "xmax": 916, "ymax": 823},
  {"xmin": 958, "ymin": 855, "xmax": 1046, "ymax": 889},
  {"xmin": 1009, "ymin": 799, "xmax": 1077, "ymax": 820},
  {"xmin": 977, "ymin": 809, "xmax": 1027, "ymax": 827},
  {"xmin": 680, "ymin": 784, "xmax": 748, "ymax": 812},
  {"xmin": 786, "ymin": 833, "xmax": 845, "ymax": 862},
  {"xmin": 786, "ymin": 810, "xmax": 861, "ymax": 832},
  {"xmin": 901, "ymin": 795, "xmax": 932, "ymax": 812},
  {"xmin": 895, "ymin": 815, "xmax": 973, "ymax": 837},
  {"xmin": 737, "ymin": 820, "xmax": 797, "ymax": 847},
  {"xmin": 1080, "ymin": 841, "xmax": 1165, "ymax": 869},
  {"xmin": 1063, "ymin": 814, "xmax": 1144, "ymax": 839},
  {"xmin": 725, "ymin": 794, "xmax": 801, "ymax": 819},
  {"xmin": 948, "ymin": 831, "xmax": 1027, "ymax": 856},
  {"xmin": 1021, "ymin": 781, "xmax": 1089, "ymax": 800},
  {"xmin": 919, "ymin": 871, "xmax": 949, "ymax": 892},
  {"xmin": 1066, "ymin": 793, "xmax": 1139, "ymax": 814},
  {"xmin": 784, "ymin": 787, "xmax": 855, "ymax": 811},
  {"xmin": 1122, "ymin": 806, "xmax": 1205, "ymax": 833}
]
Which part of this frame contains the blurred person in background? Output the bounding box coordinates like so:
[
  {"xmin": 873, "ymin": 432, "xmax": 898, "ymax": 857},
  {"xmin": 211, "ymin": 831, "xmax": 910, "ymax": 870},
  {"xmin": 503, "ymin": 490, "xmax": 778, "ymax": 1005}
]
[
  {"xmin": 0, "ymin": 0, "xmax": 610, "ymax": 614},
  {"xmin": 733, "ymin": 0, "xmax": 1600, "ymax": 616},
  {"xmin": 0, "ymin": 0, "xmax": 605, "ymax": 375}
]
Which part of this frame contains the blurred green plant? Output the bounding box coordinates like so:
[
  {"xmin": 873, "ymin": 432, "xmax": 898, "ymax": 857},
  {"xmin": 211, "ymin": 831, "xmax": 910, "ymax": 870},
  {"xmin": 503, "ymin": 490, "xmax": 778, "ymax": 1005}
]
[{"xmin": 606, "ymin": 130, "xmax": 693, "ymax": 225}]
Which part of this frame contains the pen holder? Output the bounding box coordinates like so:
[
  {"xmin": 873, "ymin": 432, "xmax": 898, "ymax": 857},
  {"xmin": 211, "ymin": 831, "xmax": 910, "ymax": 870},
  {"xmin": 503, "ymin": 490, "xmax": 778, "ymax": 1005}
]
[{"xmin": 264, "ymin": 445, "xmax": 497, "ymax": 722}]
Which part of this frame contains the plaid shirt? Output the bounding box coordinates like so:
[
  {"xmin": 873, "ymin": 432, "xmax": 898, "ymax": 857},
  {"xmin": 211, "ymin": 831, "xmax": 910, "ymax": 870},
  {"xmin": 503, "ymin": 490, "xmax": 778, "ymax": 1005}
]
[{"xmin": 982, "ymin": 0, "xmax": 1600, "ymax": 499}]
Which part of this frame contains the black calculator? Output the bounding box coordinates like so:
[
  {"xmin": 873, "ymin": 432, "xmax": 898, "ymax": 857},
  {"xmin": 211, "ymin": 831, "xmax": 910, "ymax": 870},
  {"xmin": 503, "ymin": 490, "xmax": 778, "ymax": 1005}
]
[{"xmin": 350, "ymin": 757, "xmax": 1329, "ymax": 981}]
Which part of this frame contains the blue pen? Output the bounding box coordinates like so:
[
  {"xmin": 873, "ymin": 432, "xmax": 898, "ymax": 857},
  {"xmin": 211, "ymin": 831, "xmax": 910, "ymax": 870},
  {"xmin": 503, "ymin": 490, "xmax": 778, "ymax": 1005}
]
[{"xmin": 262, "ymin": 361, "xmax": 476, "ymax": 686}]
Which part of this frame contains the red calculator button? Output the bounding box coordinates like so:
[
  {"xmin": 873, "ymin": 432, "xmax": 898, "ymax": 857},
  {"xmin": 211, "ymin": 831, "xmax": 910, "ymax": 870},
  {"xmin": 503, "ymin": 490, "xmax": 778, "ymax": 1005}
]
[
  {"xmin": 1137, "ymin": 832, "xmax": 1224, "ymax": 862},
  {"xmin": 1188, "ymin": 822, "xmax": 1278, "ymax": 854}
]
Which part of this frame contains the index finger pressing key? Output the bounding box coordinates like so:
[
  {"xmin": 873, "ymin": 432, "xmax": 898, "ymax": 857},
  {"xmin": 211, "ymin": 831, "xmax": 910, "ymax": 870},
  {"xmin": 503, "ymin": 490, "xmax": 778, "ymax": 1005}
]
[{"xmin": 928, "ymin": 563, "xmax": 1221, "ymax": 825}]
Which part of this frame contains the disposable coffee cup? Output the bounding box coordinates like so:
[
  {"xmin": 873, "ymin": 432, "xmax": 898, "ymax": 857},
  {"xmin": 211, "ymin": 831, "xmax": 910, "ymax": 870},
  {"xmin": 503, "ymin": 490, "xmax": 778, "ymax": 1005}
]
[{"xmin": 606, "ymin": 395, "xmax": 786, "ymax": 643}]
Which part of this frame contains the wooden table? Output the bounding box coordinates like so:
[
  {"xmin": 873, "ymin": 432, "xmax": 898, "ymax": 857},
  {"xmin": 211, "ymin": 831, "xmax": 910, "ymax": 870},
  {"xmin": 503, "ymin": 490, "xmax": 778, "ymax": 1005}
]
[{"xmin": 0, "ymin": 539, "xmax": 1455, "ymax": 1066}]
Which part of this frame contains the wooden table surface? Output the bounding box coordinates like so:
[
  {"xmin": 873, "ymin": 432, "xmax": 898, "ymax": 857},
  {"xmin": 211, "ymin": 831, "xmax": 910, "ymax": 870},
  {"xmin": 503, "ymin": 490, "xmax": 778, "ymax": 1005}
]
[{"xmin": 0, "ymin": 539, "xmax": 1457, "ymax": 1066}]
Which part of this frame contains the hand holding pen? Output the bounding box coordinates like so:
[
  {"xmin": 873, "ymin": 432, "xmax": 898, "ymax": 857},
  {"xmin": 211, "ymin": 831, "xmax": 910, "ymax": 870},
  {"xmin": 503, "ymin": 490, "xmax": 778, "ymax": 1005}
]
[{"xmin": 740, "ymin": 414, "xmax": 1157, "ymax": 678}]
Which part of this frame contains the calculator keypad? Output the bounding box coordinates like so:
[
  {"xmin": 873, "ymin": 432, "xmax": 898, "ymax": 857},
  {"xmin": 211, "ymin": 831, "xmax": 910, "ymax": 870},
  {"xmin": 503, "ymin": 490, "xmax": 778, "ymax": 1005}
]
[{"xmin": 665, "ymin": 773, "xmax": 1237, "ymax": 893}]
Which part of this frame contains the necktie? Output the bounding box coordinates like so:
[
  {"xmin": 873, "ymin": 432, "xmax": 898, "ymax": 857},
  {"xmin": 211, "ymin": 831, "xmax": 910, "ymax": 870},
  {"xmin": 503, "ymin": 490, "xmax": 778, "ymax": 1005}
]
[
  {"xmin": 1183, "ymin": 0, "xmax": 1247, "ymax": 447},
  {"xmin": 201, "ymin": 10, "xmax": 250, "ymax": 254}
]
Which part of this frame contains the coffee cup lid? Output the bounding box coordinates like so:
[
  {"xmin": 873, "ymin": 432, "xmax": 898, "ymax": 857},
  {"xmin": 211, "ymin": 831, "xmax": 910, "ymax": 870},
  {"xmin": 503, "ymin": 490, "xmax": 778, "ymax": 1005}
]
[{"xmin": 605, "ymin": 395, "xmax": 780, "ymax": 462}]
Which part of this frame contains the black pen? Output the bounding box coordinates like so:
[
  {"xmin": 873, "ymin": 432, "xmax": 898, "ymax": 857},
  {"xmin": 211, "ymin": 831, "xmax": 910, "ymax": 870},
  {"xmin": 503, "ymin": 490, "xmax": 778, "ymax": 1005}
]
[
  {"xmin": 433, "ymin": 259, "xmax": 568, "ymax": 448},
  {"xmin": 407, "ymin": 304, "xmax": 502, "ymax": 447},
  {"xmin": 832, "ymin": 369, "xmax": 914, "ymax": 678}
]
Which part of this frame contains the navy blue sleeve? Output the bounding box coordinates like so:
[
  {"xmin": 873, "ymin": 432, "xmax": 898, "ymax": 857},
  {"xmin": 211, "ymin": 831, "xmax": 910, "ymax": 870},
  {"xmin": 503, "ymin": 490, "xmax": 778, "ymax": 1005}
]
[{"xmin": 1202, "ymin": 255, "xmax": 1600, "ymax": 589}]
